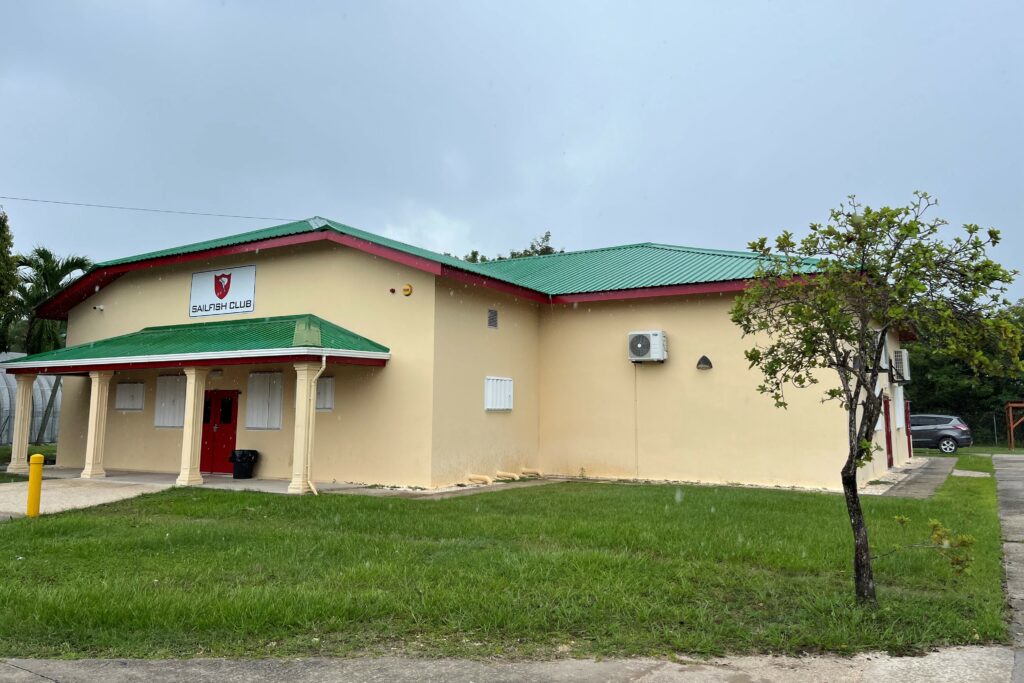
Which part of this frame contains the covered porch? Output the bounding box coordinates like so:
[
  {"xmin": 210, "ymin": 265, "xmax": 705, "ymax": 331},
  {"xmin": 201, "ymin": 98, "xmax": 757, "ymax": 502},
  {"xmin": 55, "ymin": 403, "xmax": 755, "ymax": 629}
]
[{"xmin": 2, "ymin": 314, "xmax": 390, "ymax": 494}]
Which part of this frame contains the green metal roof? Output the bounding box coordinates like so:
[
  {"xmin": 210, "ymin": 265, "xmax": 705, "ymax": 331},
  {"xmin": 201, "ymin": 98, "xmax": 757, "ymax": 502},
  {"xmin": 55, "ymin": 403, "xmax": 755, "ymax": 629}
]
[
  {"xmin": 472, "ymin": 243, "xmax": 816, "ymax": 295},
  {"xmin": 4, "ymin": 314, "xmax": 389, "ymax": 368},
  {"xmin": 89, "ymin": 217, "xmax": 813, "ymax": 297}
]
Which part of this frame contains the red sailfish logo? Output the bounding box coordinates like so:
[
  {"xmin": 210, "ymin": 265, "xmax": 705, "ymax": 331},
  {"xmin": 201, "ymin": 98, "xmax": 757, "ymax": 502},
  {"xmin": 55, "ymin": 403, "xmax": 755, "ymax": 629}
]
[{"xmin": 214, "ymin": 273, "xmax": 232, "ymax": 299}]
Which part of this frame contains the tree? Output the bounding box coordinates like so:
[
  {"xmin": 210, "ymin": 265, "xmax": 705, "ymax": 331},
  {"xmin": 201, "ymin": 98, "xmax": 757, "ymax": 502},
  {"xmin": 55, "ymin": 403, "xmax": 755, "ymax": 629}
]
[
  {"xmin": 731, "ymin": 192, "xmax": 1021, "ymax": 604},
  {"xmin": 461, "ymin": 231, "xmax": 563, "ymax": 263},
  {"xmin": 14, "ymin": 247, "xmax": 92, "ymax": 356},
  {"xmin": 0, "ymin": 210, "xmax": 19, "ymax": 351},
  {"xmin": 904, "ymin": 303, "xmax": 1024, "ymax": 444},
  {"xmin": 11, "ymin": 247, "xmax": 92, "ymax": 444}
]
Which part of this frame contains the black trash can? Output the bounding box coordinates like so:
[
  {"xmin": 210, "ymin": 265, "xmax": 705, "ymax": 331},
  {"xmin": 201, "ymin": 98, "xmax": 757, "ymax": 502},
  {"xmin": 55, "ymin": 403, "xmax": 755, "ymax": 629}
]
[{"xmin": 229, "ymin": 450, "xmax": 259, "ymax": 479}]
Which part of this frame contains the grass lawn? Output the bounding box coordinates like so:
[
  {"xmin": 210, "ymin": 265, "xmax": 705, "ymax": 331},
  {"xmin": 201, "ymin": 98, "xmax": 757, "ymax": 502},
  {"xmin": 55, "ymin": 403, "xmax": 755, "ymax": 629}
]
[
  {"xmin": 0, "ymin": 443, "xmax": 55, "ymax": 483},
  {"xmin": 0, "ymin": 442, "xmax": 57, "ymax": 466},
  {"xmin": 915, "ymin": 445, "xmax": 1019, "ymax": 457},
  {"xmin": 0, "ymin": 454, "xmax": 1007, "ymax": 659}
]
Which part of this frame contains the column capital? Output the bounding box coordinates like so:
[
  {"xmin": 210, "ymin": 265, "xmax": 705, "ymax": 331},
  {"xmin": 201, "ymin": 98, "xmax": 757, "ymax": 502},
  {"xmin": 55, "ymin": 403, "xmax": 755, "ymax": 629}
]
[
  {"xmin": 13, "ymin": 372, "xmax": 37, "ymax": 385},
  {"xmin": 293, "ymin": 361, "xmax": 322, "ymax": 376},
  {"xmin": 88, "ymin": 370, "xmax": 114, "ymax": 382},
  {"xmin": 183, "ymin": 366, "xmax": 210, "ymax": 380}
]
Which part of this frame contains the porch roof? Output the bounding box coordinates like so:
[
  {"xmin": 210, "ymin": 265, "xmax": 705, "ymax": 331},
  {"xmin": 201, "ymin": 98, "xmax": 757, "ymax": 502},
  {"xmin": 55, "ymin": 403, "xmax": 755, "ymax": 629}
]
[{"xmin": 1, "ymin": 314, "xmax": 390, "ymax": 374}]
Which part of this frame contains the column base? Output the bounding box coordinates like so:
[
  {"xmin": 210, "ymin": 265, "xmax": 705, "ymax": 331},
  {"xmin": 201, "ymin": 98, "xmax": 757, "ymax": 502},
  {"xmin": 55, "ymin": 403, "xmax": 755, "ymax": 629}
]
[
  {"xmin": 80, "ymin": 467, "xmax": 106, "ymax": 479},
  {"xmin": 176, "ymin": 472, "xmax": 204, "ymax": 486},
  {"xmin": 5, "ymin": 462, "xmax": 29, "ymax": 475},
  {"xmin": 287, "ymin": 479, "xmax": 311, "ymax": 495}
]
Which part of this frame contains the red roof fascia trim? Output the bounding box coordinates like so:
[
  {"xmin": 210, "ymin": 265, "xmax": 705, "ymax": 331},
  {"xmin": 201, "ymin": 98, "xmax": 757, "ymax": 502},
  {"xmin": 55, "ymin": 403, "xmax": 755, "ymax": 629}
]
[
  {"xmin": 6, "ymin": 354, "xmax": 387, "ymax": 375},
  {"xmin": 551, "ymin": 279, "xmax": 749, "ymax": 304},
  {"xmin": 323, "ymin": 233, "xmax": 445, "ymax": 275},
  {"xmin": 36, "ymin": 231, "xmax": 334, "ymax": 320},
  {"xmin": 438, "ymin": 266, "xmax": 551, "ymax": 303}
]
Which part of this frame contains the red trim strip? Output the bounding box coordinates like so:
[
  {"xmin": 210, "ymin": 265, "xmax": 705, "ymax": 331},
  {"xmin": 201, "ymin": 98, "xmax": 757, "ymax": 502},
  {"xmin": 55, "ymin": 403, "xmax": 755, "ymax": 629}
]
[
  {"xmin": 37, "ymin": 231, "xmax": 335, "ymax": 319},
  {"xmin": 6, "ymin": 354, "xmax": 387, "ymax": 375},
  {"xmin": 439, "ymin": 267, "xmax": 550, "ymax": 303},
  {"xmin": 551, "ymin": 279, "xmax": 748, "ymax": 303},
  {"xmin": 37, "ymin": 227, "xmax": 760, "ymax": 318}
]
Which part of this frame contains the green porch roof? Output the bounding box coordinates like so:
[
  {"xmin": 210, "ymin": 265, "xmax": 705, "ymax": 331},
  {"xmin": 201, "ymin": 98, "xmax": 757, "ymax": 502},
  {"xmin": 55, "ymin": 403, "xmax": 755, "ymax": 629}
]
[
  {"xmin": 89, "ymin": 217, "xmax": 811, "ymax": 297},
  {"xmin": 3, "ymin": 315, "xmax": 389, "ymax": 369}
]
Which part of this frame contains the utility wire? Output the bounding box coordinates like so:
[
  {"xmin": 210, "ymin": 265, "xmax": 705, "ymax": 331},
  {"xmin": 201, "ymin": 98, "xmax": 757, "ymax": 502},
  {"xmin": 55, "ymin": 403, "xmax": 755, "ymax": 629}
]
[{"xmin": 0, "ymin": 194, "xmax": 297, "ymax": 222}]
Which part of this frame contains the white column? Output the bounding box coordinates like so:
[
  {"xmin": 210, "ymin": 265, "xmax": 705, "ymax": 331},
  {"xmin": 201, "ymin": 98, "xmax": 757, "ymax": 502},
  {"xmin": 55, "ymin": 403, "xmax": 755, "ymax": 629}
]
[
  {"xmin": 6, "ymin": 373, "xmax": 36, "ymax": 474},
  {"xmin": 81, "ymin": 371, "xmax": 113, "ymax": 478},
  {"xmin": 288, "ymin": 362, "xmax": 320, "ymax": 494},
  {"xmin": 176, "ymin": 367, "xmax": 209, "ymax": 486}
]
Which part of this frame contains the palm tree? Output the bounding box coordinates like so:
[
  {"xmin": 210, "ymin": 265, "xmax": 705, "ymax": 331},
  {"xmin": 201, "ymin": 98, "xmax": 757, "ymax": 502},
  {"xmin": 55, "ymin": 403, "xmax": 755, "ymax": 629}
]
[
  {"xmin": 15, "ymin": 247, "xmax": 92, "ymax": 355},
  {"xmin": 12, "ymin": 247, "xmax": 92, "ymax": 443}
]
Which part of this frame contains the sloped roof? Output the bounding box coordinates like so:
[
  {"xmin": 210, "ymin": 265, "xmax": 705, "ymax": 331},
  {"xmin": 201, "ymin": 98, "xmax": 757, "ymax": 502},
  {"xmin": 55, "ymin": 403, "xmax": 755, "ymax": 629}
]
[
  {"xmin": 39, "ymin": 217, "xmax": 814, "ymax": 318},
  {"xmin": 471, "ymin": 243, "xmax": 806, "ymax": 295},
  {"xmin": 2, "ymin": 314, "xmax": 389, "ymax": 370}
]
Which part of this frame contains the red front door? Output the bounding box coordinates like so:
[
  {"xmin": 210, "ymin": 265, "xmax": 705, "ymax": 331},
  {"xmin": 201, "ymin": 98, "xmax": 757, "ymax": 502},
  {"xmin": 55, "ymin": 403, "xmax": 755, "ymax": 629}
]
[
  {"xmin": 201, "ymin": 390, "xmax": 238, "ymax": 474},
  {"xmin": 882, "ymin": 398, "xmax": 894, "ymax": 468}
]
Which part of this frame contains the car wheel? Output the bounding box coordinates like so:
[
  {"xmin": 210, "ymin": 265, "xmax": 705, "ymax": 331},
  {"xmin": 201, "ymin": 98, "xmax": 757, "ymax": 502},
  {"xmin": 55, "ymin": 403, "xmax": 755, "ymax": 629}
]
[{"xmin": 938, "ymin": 437, "xmax": 958, "ymax": 454}]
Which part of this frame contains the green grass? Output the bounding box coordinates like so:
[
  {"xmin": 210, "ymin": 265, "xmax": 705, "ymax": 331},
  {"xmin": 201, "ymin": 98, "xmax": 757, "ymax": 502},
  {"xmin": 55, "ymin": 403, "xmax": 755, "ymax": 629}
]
[
  {"xmin": 0, "ymin": 456, "xmax": 1007, "ymax": 659},
  {"xmin": 0, "ymin": 443, "xmax": 55, "ymax": 483},
  {"xmin": 0, "ymin": 442, "xmax": 57, "ymax": 466},
  {"xmin": 916, "ymin": 445, "xmax": 1018, "ymax": 457},
  {"xmin": 955, "ymin": 455, "xmax": 996, "ymax": 474}
]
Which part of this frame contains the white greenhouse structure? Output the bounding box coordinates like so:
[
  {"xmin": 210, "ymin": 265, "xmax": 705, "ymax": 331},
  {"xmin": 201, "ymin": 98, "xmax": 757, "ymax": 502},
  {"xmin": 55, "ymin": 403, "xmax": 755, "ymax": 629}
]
[{"xmin": 0, "ymin": 352, "xmax": 61, "ymax": 445}]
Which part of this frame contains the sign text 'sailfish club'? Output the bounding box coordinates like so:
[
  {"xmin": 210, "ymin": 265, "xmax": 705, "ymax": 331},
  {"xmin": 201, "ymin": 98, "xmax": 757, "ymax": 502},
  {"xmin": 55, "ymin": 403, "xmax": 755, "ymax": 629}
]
[{"xmin": 188, "ymin": 265, "xmax": 257, "ymax": 318}]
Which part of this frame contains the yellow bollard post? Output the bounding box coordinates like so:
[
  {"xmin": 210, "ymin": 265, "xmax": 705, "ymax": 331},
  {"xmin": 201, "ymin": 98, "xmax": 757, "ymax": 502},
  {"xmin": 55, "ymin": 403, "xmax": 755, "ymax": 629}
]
[{"xmin": 26, "ymin": 454, "xmax": 44, "ymax": 518}]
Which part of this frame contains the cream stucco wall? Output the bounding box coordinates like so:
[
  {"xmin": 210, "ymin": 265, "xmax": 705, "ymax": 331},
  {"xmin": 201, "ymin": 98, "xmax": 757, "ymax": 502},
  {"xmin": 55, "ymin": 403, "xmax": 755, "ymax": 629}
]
[
  {"xmin": 536, "ymin": 293, "xmax": 903, "ymax": 491},
  {"xmin": 56, "ymin": 242, "xmax": 437, "ymax": 487},
  {"xmin": 429, "ymin": 278, "xmax": 541, "ymax": 487}
]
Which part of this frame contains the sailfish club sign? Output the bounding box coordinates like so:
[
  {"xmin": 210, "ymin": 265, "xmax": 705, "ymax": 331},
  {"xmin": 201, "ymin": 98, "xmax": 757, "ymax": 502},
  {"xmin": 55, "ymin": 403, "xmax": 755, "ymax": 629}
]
[{"xmin": 190, "ymin": 265, "xmax": 256, "ymax": 317}]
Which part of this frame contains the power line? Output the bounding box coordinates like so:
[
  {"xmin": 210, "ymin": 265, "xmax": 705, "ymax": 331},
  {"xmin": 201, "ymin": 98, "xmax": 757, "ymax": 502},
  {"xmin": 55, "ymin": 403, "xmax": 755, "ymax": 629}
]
[{"xmin": 0, "ymin": 194, "xmax": 297, "ymax": 222}]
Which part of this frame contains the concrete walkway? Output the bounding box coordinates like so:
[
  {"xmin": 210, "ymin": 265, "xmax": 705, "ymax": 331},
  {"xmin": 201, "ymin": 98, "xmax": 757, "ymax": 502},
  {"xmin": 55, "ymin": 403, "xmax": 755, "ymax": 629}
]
[
  {"xmin": 994, "ymin": 455, "xmax": 1024, "ymax": 682},
  {"xmin": 883, "ymin": 456, "xmax": 955, "ymax": 499},
  {"xmin": 0, "ymin": 478, "xmax": 169, "ymax": 519},
  {"xmin": 0, "ymin": 647, "xmax": 1013, "ymax": 682}
]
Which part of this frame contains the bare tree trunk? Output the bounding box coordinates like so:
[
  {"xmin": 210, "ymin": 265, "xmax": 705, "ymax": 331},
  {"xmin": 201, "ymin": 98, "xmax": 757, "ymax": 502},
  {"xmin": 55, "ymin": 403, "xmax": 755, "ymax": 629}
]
[
  {"xmin": 842, "ymin": 398, "xmax": 877, "ymax": 605},
  {"xmin": 33, "ymin": 376, "xmax": 60, "ymax": 444},
  {"xmin": 841, "ymin": 466, "xmax": 876, "ymax": 604}
]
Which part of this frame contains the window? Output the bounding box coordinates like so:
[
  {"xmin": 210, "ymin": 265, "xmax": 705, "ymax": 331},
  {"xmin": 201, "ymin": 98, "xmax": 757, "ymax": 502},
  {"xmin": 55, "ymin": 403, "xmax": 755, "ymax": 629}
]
[
  {"xmin": 487, "ymin": 309, "xmax": 498, "ymax": 329},
  {"xmin": 894, "ymin": 385, "xmax": 905, "ymax": 429},
  {"xmin": 114, "ymin": 382, "xmax": 145, "ymax": 411},
  {"xmin": 246, "ymin": 372, "xmax": 283, "ymax": 430},
  {"xmin": 316, "ymin": 376, "xmax": 335, "ymax": 411},
  {"xmin": 154, "ymin": 375, "xmax": 187, "ymax": 428},
  {"xmin": 484, "ymin": 376, "xmax": 513, "ymax": 411}
]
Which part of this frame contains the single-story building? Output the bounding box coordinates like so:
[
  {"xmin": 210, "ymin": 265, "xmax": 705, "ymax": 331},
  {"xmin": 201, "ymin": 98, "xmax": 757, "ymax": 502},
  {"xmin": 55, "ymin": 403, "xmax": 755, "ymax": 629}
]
[{"xmin": 3, "ymin": 217, "xmax": 912, "ymax": 492}]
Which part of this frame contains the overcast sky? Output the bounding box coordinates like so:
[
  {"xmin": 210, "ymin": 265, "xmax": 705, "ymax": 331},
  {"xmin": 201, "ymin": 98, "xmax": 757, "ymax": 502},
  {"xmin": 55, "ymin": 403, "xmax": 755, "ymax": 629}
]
[{"xmin": 2, "ymin": 1, "xmax": 1022, "ymax": 296}]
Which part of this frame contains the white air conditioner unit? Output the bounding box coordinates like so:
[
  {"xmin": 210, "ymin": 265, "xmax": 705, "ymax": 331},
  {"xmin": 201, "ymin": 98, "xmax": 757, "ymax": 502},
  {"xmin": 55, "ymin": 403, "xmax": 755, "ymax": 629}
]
[
  {"xmin": 628, "ymin": 330, "xmax": 668, "ymax": 362},
  {"xmin": 891, "ymin": 349, "xmax": 911, "ymax": 384}
]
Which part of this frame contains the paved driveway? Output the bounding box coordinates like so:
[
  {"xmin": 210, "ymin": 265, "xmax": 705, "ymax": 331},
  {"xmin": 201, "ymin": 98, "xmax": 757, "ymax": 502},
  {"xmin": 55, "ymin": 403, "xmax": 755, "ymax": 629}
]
[{"xmin": 0, "ymin": 478, "xmax": 169, "ymax": 519}]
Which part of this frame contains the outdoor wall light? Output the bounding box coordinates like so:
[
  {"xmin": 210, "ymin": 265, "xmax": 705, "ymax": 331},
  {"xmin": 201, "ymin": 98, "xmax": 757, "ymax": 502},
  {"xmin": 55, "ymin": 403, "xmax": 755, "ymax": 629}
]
[{"xmin": 696, "ymin": 355, "xmax": 713, "ymax": 370}]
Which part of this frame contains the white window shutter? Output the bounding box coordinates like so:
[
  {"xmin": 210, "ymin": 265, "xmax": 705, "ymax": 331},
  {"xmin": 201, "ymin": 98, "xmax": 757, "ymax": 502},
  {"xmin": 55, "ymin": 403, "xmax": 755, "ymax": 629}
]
[
  {"xmin": 246, "ymin": 372, "xmax": 283, "ymax": 429},
  {"xmin": 154, "ymin": 376, "xmax": 186, "ymax": 427},
  {"xmin": 894, "ymin": 385, "xmax": 905, "ymax": 429},
  {"xmin": 115, "ymin": 382, "xmax": 145, "ymax": 411},
  {"xmin": 316, "ymin": 376, "xmax": 335, "ymax": 411},
  {"xmin": 484, "ymin": 376, "xmax": 513, "ymax": 411}
]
